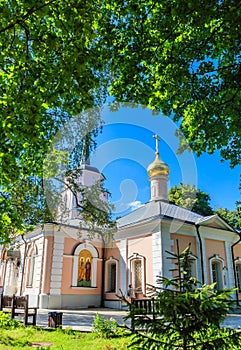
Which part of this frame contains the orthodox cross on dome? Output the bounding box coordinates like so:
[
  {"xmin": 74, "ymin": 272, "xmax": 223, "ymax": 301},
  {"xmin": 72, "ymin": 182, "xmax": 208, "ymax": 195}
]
[
  {"xmin": 153, "ymin": 134, "xmax": 160, "ymax": 155},
  {"xmin": 80, "ymin": 134, "xmax": 91, "ymax": 165}
]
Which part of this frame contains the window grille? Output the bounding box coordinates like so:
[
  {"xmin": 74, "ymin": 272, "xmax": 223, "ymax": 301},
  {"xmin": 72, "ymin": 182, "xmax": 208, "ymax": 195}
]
[{"xmin": 133, "ymin": 260, "xmax": 142, "ymax": 289}]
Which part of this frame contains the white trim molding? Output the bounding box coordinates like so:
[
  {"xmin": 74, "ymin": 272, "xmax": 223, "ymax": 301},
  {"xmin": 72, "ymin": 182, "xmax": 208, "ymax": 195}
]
[
  {"xmin": 128, "ymin": 253, "xmax": 146, "ymax": 295},
  {"xmin": 105, "ymin": 257, "xmax": 118, "ymax": 293},
  {"xmin": 209, "ymin": 254, "xmax": 226, "ymax": 289}
]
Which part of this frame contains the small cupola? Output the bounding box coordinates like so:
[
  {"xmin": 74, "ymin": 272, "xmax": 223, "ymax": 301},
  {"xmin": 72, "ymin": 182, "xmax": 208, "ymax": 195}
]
[{"xmin": 147, "ymin": 135, "xmax": 169, "ymax": 201}]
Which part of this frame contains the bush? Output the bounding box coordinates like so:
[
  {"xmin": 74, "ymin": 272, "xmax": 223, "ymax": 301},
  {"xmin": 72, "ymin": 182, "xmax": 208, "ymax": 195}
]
[
  {"xmin": 0, "ymin": 311, "xmax": 22, "ymax": 329},
  {"xmin": 92, "ymin": 313, "xmax": 125, "ymax": 339}
]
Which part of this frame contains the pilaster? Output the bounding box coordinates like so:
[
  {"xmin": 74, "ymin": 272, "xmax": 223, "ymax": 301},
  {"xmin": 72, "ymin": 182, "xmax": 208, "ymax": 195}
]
[{"xmin": 50, "ymin": 234, "xmax": 64, "ymax": 295}]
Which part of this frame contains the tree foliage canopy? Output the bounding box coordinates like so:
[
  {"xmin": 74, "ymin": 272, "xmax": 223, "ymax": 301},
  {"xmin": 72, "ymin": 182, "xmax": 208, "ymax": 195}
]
[
  {"xmin": 1, "ymin": 0, "xmax": 108, "ymax": 185},
  {"xmin": 1, "ymin": 0, "xmax": 241, "ymax": 179},
  {"xmin": 107, "ymin": 0, "xmax": 241, "ymax": 167},
  {"xmin": 1, "ymin": 0, "xmax": 241, "ymax": 240},
  {"xmin": 215, "ymin": 205, "xmax": 241, "ymax": 229},
  {"xmin": 0, "ymin": 0, "xmax": 109, "ymax": 238},
  {"xmin": 169, "ymin": 183, "xmax": 213, "ymax": 216}
]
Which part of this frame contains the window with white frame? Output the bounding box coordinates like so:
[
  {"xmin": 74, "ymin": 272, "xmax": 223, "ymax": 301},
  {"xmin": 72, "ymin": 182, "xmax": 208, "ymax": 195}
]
[
  {"xmin": 133, "ymin": 259, "xmax": 142, "ymax": 289},
  {"xmin": 26, "ymin": 245, "xmax": 37, "ymax": 287},
  {"xmin": 235, "ymin": 262, "xmax": 241, "ymax": 292},
  {"xmin": 128, "ymin": 253, "xmax": 146, "ymax": 294},
  {"xmin": 210, "ymin": 257, "xmax": 223, "ymax": 290},
  {"xmin": 105, "ymin": 258, "xmax": 118, "ymax": 293}
]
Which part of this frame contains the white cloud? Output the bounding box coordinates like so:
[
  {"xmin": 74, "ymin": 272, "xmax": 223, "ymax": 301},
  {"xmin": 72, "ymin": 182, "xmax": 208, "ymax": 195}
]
[{"xmin": 128, "ymin": 200, "xmax": 144, "ymax": 211}]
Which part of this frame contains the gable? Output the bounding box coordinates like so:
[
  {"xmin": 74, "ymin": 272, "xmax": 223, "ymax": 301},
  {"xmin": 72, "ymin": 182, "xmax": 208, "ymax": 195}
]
[{"xmin": 197, "ymin": 215, "xmax": 235, "ymax": 232}]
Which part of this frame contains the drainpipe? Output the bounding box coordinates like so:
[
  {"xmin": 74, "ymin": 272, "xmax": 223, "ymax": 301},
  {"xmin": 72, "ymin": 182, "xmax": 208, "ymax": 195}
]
[
  {"xmin": 231, "ymin": 231, "xmax": 241, "ymax": 307},
  {"xmin": 100, "ymin": 239, "xmax": 106, "ymax": 307},
  {"xmin": 195, "ymin": 224, "xmax": 205, "ymax": 284}
]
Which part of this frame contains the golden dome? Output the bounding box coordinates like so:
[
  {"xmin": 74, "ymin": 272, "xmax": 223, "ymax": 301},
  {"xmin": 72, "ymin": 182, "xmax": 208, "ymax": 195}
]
[{"xmin": 147, "ymin": 152, "xmax": 169, "ymax": 177}]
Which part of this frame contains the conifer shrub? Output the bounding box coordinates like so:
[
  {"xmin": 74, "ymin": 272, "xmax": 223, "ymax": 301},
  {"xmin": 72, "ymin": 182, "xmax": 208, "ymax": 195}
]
[{"xmin": 128, "ymin": 242, "xmax": 241, "ymax": 349}]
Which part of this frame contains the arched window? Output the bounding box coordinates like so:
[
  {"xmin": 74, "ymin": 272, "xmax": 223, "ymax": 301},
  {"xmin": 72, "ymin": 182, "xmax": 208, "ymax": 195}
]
[
  {"xmin": 72, "ymin": 242, "xmax": 98, "ymax": 288},
  {"xmin": 209, "ymin": 255, "xmax": 224, "ymax": 290},
  {"xmin": 105, "ymin": 258, "xmax": 118, "ymax": 293},
  {"xmin": 128, "ymin": 253, "xmax": 146, "ymax": 294},
  {"xmin": 26, "ymin": 245, "xmax": 37, "ymax": 287},
  {"xmin": 235, "ymin": 259, "xmax": 241, "ymax": 292},
  {"xmin": 78, "ymin": 249, "xmax": 92, "ymax": 287}
]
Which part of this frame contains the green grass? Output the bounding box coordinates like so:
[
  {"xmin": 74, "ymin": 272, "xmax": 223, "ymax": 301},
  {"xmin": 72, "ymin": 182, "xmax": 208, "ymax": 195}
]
[{"xmin": 0, "ymin": 327, "xmax": 133, "ymax": 350}]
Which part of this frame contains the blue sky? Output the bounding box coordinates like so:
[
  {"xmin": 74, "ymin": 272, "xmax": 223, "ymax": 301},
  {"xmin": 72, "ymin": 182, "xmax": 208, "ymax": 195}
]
[{"xmin": 86, "ymin": 104, "xmax": 241, "ymax": 217}]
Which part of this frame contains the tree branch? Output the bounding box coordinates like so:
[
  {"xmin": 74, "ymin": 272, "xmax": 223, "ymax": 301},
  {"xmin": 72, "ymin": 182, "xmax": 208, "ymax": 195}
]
[
  {"xmin": 0, "ymin": 0, "xmax": 57, "ymax": 34},
  {"xmin": 52, "ymin": 175, "xmax": 109, "ymax": 221}
]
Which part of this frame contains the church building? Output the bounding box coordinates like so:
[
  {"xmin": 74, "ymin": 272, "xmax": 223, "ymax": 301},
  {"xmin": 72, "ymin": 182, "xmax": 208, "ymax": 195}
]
[{"xmin": 1, "ymin": 136, "xmax": 241, "ymax": 309}]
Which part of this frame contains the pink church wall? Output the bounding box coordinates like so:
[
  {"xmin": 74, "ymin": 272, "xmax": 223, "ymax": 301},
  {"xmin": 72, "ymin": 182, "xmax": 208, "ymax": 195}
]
[
  {"xmin": 61, "ymin": 257, "xmax": 73, "ymax": 294},
  {"xmin": 128, "ymin": 234, "xmax": 152, "ymax": 257},
  {"xmin": 170, "ymin": 234, "xmax": 197, "ymax": 256},
  {"xmin": 105, "ymin": 243, "xmax": 119, "ymax": 260},
  {"xmin": 233, "ymin": 243, "xmax": 241, "ymax": 259},
  {"xmin": 128, "ymin": 234, "xmax": 153, "ymax": 287},
  {"xmin": 64, "ymin": 238, "xmax": 83, "ymax": 255},
  {"xmin": 170, "ymin": 234, "xmax": 197, "ymax": 277},
  {"xmin": 204, "ymin": 238, "xmax": 226, "ymax": 284}
]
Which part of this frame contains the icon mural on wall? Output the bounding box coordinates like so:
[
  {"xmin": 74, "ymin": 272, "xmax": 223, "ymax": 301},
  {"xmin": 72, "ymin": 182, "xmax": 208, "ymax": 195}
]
[{"xmin": 77, "ymin": 249, "xmax": 92, "ymax": 287}]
